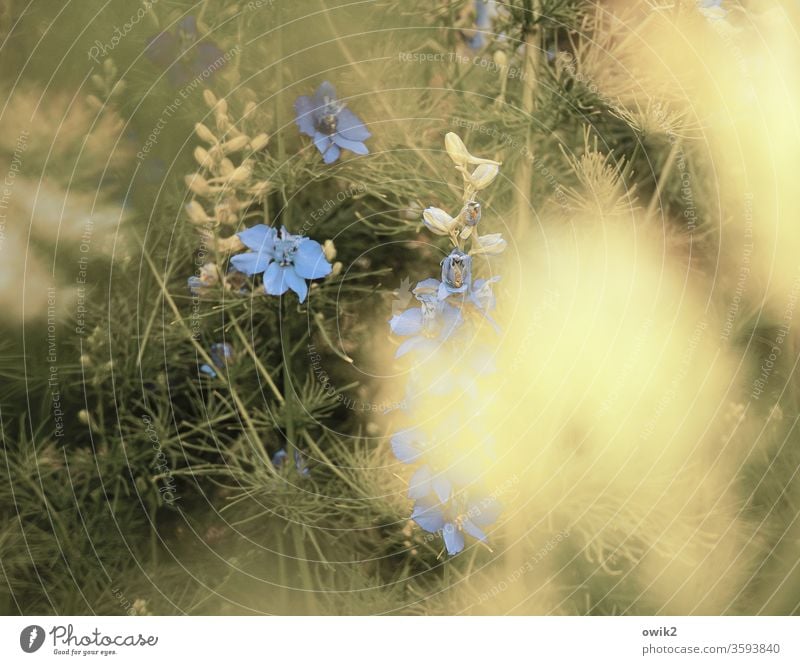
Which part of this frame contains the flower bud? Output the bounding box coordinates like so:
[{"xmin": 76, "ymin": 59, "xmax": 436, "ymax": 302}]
[
  {"xmin": 323, "ymin": 239, "xmax": 337, "ymax": 261},
  {"xmin": 493, "ymin": 50, "xmax": 508, "ymax": 69},
  {"xmin": 422, "ymin": 207, "xmax": 458, "ymax": 236},
  {"xmin": 227, "ymin": 164, "xmax": 252, "ymax": 183},
  {"xmin": 185, "ymin": 173, "xmax": 212, "ymax": 196},
  {"xmin": 441, "ymin": 249, "xmax": 472, "ymax": 294},
  {"xmin": 472, "ymin": 233, "xmax": 507, "ymax": 256},
  {"xmin": 243, "ymin": 101, "xmax": 257, "ymax": 118},
  {"xmin": 218, "ymin": 158, "xmax": 235, "ymax": 176},
  {"xmin": 185, "ymin": 200, "xmax": 211, "ymax": 224},
  {"xmin": 221, "ymin": 135, "xmax": 250, "ymax": 153},
  {"xmin": 463, "ymin": 201, "xmax": 481, "ymax": 226},
  {"xmin": 203, "ymin": 89, "xmax": 218, "ymax": 108},
  {"xmin": 194, "ymin": 122, "xmax": 217, "ymax": 144},
  {"xmin": 248, "ymin": 133, "xmax": 269, "ymax": 151},
  {"xmin": 444, "ymin": 132, "xmax": 471, "ymax": 167},
  {"xmin": 330, "ymin": 261, "xmax": 343, "ymax": 277},
  {"xmin": 469, "ymin": 163, "xmax": 499, "ymax": 190},
  {"xmin": 194, "ymin": 146, "xmax": 214, "ymax": 168}
]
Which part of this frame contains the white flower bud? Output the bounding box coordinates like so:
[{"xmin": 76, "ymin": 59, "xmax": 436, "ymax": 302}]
[
  {"xmin": 194, "ymin": 122, "xmax": 217, "ymax": 144},
  {"xmin": 422, "ymin": 207, "xmax": 458, "ymax": 235},
  {"xmin": 493, "ymin": 50, "xmax": 508, "ymax": 69},
  {"xmin": 248, "ymin": 133, "xmax": 269, "ymax": 151},
  {"xmin": 221, "ymin": 135, "xmax": 250, "ymax": 153},
  {"xmin": 323, "ymin": 239, "xmax": 337, "ymax": 261},
  {"xmin": 185, "ymin": 200, "xmax": 211, "ymax": 224},
  {"xmin": 472, "ymin": 233, "xmax": 507, "ymax": 255},
  {"xmin": 469, "ymin": 163, "xmax": 500, "ymax": 190},
  {"xmin": 227, "ymin": 164, "xmax": 251, "ymax": 183},
  {"xmin": 445, "ymin": 132, "xmax": 471, "ymax": 167},
  {"xmin": 218, "ymin": 158, "xmax": 235, "ymax": 176},
  {"xmin": 194, "ymin": 146, "xmax": 214, "ymax": 168},
  {"xmin": 185, "ymin": 173, "xmax": 212, "ymax": 196},
  {"xmin": 203, "ymin": 89, "xmax": 218, "ymax": 108}
]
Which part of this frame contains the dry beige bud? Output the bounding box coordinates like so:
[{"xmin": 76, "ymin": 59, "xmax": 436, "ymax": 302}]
[
  {"xmin": 194, "ymin": 122, "xmax": 217, "ymax": 144},
  {"xmin": 249, "ymin": 133, "xmax": 269, "ymax": 151},
  {"xmin": 203, "ymin": 89, "xmax": 217, "ymax": 108},
  {"xmin": 221, "ymin": 135, "xmax": 250, "ymax": 153},
  {"xmin": 185, "ymin": 200, "xmax": 211, "ymax": 224},
  {"xmin": 322, "ymin": 239, "xmax": 337, "ymax": 261},
  {"xmin": 185, "ymin": 173, "xmax": 212, "ymax": 196},
  {"xmin": 194, "ymin": 146, "xmax": 214, "ymax": 169}
]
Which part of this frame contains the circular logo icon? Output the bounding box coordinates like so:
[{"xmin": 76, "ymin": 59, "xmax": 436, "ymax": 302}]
[{"xmin": 20, "ymin": 625, "xmax": 45, "ymax": 653}]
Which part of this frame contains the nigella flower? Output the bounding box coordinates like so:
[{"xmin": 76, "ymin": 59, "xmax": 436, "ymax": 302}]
[
  {"xmin": 412, "ymin": 493, "xmax": 502, "ymax": 554},
  {"xmin": 294, "ymin": 81, "xmax": 371, "ymax": 164},
  {"xmin": 229, "ymin": 224, "xmax": 332, "ymax": 303},
  {"xmin": 145, "ymin": 16, "xmax": 225, "ymax": 87},
  {"xmin": 389, "ymin": 278, "xmax": 463, "ymax": 357},
  {"xmin": 464, "ymin": 0, "xmax": 497, "ymax": 50},
  {"xmin": 439, "ymin": 250, "xmax": 472, "ymax": 299},
  {"xmin": 272, "ymin": 447, "xmax": 310, "ymax": 476},
  {"xmin": 200, "ymin": 342, "xmax": 234, "ymax": 378}
]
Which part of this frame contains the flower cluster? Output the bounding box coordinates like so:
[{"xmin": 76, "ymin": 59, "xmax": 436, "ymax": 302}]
[
  {"xmin": 145, "ymin": 16, "xmax": 226, "ymax": 87},
  {"xmin": 388, "ymin": 133, "xmax": 506, "ymax": 555},
  {"xmin": 184, "ymin": 89, "xmax": 271, "ymax": 244}
]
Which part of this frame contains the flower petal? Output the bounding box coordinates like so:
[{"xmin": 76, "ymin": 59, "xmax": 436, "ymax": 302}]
[
  {"xmin": 312, "ymin": 81, "xmax": 337, "ymax": 108},
  {"xmin": 411, "ymin": 500, "xmax": 445, "ymax": 533},
  {"xmin": 322, "ymin": 142, "xmax": 341, "ymax": 164},
  {"xmin": 443, "ymin": 523, "xmax": 465, "ymax": 554},
  {"xmin": 193, "ymin": 42, "xmax": 226, "ymax": 76},
  {"xmin": 470, "ymin": 497, "xmax": 503, "ymax": 527},
  {"xmin": 262, "ymin": 262, "xmax": 290, "ymax": 296},
  {"xmin": 407, "ymin": 465, "xmax": 433, "ymax": 500},
  {"xmin": 293, "ymin": 239, "xmax": 332, "ymax": 279},
  {"xmin": 332, "ymin": 134, "xmax": 369, "ymax": 155},
  {"xmin": 389, "ymin": 308, "xmax": 423, "ymax": 336},
  {"xmin": 313, "ymin": 131, "xmax": 332, "ymax": 156},
  {"xmin": 336, "ymin": 108, "xmax": 371, "ymax": 141},
  {"xmin": 432, "ymin": 474, "xmax": 452, "ymax": 503},
  {"xmin": 390, "ymin": 428, "xmax": 425, "ymax": 463},
  {"xmin": 461, "ymin": 519, "xmax": 487, "ymax": 542},
  {"xmin": 294, "ymin": 95, "xmax": 317, "ymax": 137},
  {"xmin": 284, "ymin": 267, "xmax": 309, "ymax": 303},
  {"xmin": 237, "ymin": 224, "xmax": 276, "ymax": 252},
  {"xmin": 230, "ymin": 252, "xmax": 271, "ymax": 276}
]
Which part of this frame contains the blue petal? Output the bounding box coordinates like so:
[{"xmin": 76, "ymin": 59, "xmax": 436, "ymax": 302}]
[
  {"xmin": 407, "ymin": 465, "xmax": 433, "ymax": 499},
  {"xmin": 193, "ymin": 42, "xmax": 226, "ymax": 77},
  {"xmin": 396, "ymin": 336, "xmax": 437, "ymax": 359},
  {"xmin": 293, "ymin": 239, "xmax": 332, "ymax": 279},
  {"xmin": 411, "ymin": 500, "xmax": 445, "ymax": 533},
  {"xmin": 322, "ymin": 142, "xmax": 341, "ymax": 164},
  {"xmin": 284, "ymin": 267, "xmax": 308, "ymax": 303},
  {"xmin": 331, "ymin": 134, "xmax": 369, "ymax": 155},
  {"xmin": 177, "ymin": 15, "xmax": 198, "ymax": 37},
  {"xmin": 432, "ymin": 475, "xmax": 452, "ymax": 503},
  {"xmin": 263, "ymin": 262, "xmax": 290, "ymax": 296},
  {"xmin": 443, "ymin": 523, "xmax": 465, "ymax": 554},
  {"xmin": 313, "ymin": 132, "xmax": 332, "ymax": 156},
  {"xmin": 199, "ymin": 363, "xmax": 216, "ymax": 378},
  {"xmin": 272, "ymin": 448, "xmax": 288, "ymax": 467},
  {"xmin": 230, "ymin": 252, "xmax": 271, "ymax": 276},
  {"xmin": 461, "ymin": 518, "xmax": 487, "ymax": 542},
  {"xmin": 312, "ymin": 81, "xmax": 337, "ymax": 107},
  {"xmin": 390, "ymin": 429, "xmax": 425, "ymax": 463},
  {"xmin": 336, "ymin": 108, "xmax": 371, "ymax": 142},
  {"xmin": 238, "ymin": 224, "xmax": 276, "ymax": 252},
  {"xmin": 389, "ymin": 308, "xmax": 423, "ymax": 336},
  {"xmin": 294, "ymin": 449, "xmax": 310, "ymax": 476},
  {"xmin": 294, "ymin": 96, "xmax": 317, "ymax": 137}
]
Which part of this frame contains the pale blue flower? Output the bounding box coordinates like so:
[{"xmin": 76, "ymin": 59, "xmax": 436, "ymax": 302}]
[
  {"xmin": 412, "ymin": 493, "xmax": 502, "ymax": 554},
  {"xmin": 230, "ymin": 224, "xmax": 331, "ymax": 303},
  {"xmin": 697, "ymin": 0, "xmax": 727, "ymax": 19},
  {"xmin": 294, "ymin": 81, "xmax": 371, "ymax": 164},
  {"xmin": 389, "ymin": 278, "xmax": 463, "ymax": 357},
  {"xmin": 272, "ymin": 447, "xmax": 310, "ymax": 476},
  {"xmin": 145, "ymin": 16, "xmax": 225, "ymax": 87},
  {"xmin": 200, "ymin": 342, "xmax": 234, "ymax": 378}
]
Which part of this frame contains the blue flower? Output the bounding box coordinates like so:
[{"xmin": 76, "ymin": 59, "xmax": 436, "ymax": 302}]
[
  {"xmin": 200, "ymin": 342, "xmax": 234, "ymax": 378},
  {"xmin": 390, "ymin": 427, "xmax": 429, "ymax": 463},
  {"xmin": 412, "ymin": 493, "xmax": 502, "ymax": 554},
  {"xmin": 439, "ymin": 250, "xmax": 472, "ymax": 299},
  {"xmin": 389, "ymin": 278, "xmax": 463, "ymax": 357},
  {"xmin": 697, "ymin": 0, "xmax": 727, "ymax": 19},
  {"xmin": 294, "ymin": 81, "xmax": 371, "ymax": 164},
  {"xmin": 272, "ymin": 448, "xmax": 310, "ymax": 476},
  {"xmin": 145, "ymin": 16, "xmax": 225, "ymax": 87},
  {"xmin": 229, "ymin": 224, "xmax": 332, "ymax": 303},
  {"xmin": 465, "ymin": 0, "xmax": 497, "ymax": 50}
]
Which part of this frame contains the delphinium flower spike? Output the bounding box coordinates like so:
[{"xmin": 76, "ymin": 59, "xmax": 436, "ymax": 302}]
[{"xmin": 388, "ymin": 132, "xmax": 506, "ymax": 555}]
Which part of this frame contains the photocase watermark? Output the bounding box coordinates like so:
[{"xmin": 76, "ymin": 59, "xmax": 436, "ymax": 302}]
[
  {"xmin": 141, "ymin": 415, "xmax": 180, "ymax": 505},
  {"xmin": 720, "ymin": 193, "xmax": 754, "ymax": 343},
  {"xmin": 136, "ymin": 45, "xmax": 241, "ymax": 162},
  {"xmin": 0, "ymin": 129, "xmax": 29, "ymax": 252},
  {"xmin": 87, "ymin": 0, "xmax": 159, "ymax": 63},
  {"xmin": 244, "ymin": 0, "xmax": 276, "ymax": 9},
  {"xmin": 751, "ymin": 270, "xmax": 800, "ymax": 399},
  {"xmin": 307, "ymin": 343, "xmax": 407, "ymax": 413},
  {"xmin": 397, "ymin": 50, "xmax": 532, "ymax": 82}
]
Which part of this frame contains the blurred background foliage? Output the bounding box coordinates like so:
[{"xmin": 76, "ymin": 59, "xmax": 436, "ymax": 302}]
[{"xmin": 1, "ymin": 0, "xmax": 799, "ymax": 615}]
